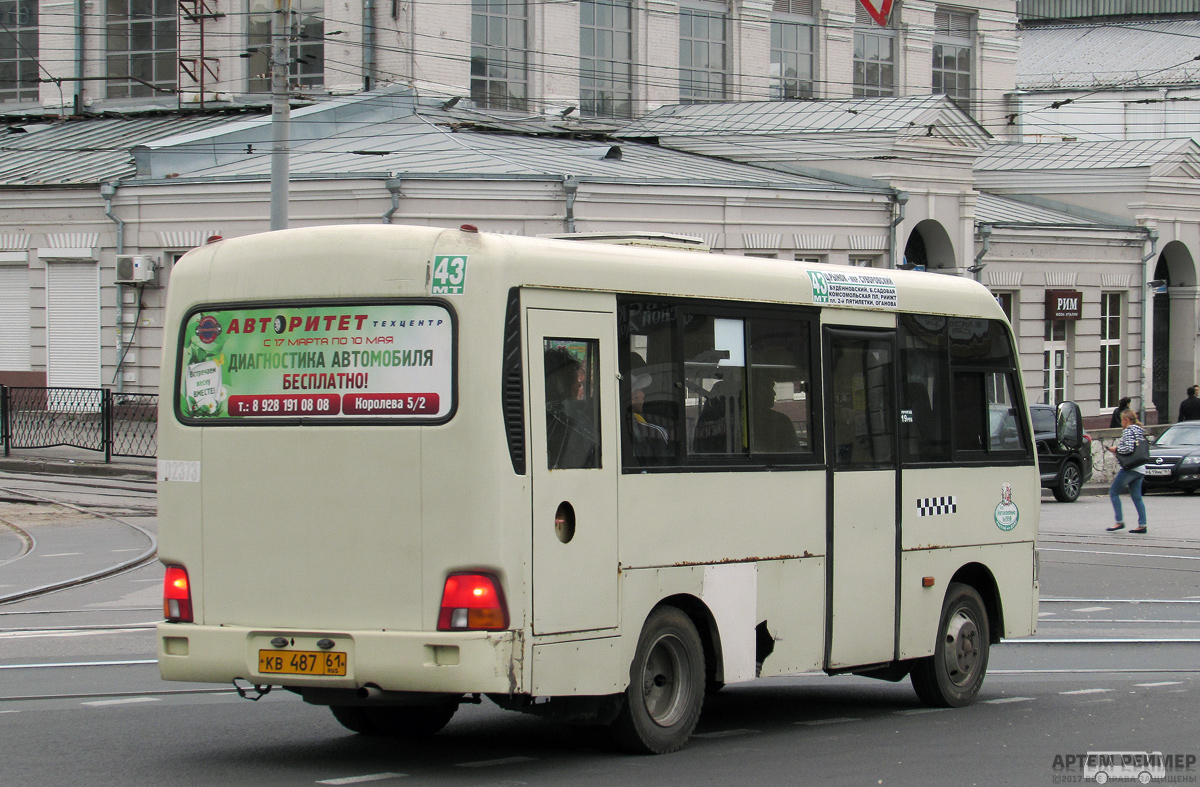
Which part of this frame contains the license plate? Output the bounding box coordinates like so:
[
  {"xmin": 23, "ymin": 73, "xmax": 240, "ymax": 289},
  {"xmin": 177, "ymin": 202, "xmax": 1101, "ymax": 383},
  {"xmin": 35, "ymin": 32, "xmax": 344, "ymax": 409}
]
[
  {"xmin": 258, "ymin": 649, "xmax": 347, "ymax": 676},
  {"xmin": 1144, "ymin": 466, "xmax": 1171, "ymax": 477}
]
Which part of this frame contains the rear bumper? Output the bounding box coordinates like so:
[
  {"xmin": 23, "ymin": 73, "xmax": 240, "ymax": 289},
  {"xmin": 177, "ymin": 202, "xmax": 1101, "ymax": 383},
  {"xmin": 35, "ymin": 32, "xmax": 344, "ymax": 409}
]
[{"xmin": 157, "ymin": 623, "xmax": 520, "ymax": 695}]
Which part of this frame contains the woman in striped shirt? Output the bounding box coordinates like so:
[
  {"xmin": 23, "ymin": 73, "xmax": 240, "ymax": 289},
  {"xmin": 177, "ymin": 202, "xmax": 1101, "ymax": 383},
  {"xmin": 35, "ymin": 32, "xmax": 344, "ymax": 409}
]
[{"xmin": 1106, "ymin": 409, "xmax": 1148, "ymax": 534}]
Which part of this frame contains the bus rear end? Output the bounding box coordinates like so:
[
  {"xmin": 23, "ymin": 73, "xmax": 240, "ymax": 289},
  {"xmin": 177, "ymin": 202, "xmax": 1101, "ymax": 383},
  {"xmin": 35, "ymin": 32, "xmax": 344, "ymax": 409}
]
[{"xmin": 156, "ymin": 226, "xmax": 523, "ymax": 733}]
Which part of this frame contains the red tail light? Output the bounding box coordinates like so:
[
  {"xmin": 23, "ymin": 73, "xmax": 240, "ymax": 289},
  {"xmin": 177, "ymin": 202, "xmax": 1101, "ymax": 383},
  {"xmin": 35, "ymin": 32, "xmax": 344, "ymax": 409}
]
[
  {"xmin": 163, "ymin": 565, "xmax": 193, "ymax": 623},
  {"xmin": 438, "ymin": 573, "xmax": 508, "ymax": 631}
]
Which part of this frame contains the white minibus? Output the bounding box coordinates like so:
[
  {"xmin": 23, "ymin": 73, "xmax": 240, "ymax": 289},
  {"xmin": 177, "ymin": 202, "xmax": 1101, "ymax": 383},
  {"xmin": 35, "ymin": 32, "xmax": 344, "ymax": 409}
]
[{"xmin": 157, "ymin": 224, "xmax": 1040, "ymax": 753}]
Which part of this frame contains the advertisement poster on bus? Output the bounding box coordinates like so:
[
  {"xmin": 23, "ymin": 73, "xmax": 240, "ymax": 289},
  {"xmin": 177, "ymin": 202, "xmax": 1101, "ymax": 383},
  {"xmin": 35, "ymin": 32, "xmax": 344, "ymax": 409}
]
[{"xmin": 178, "ymin": 302, "xmax": 454, "ymax": 422}]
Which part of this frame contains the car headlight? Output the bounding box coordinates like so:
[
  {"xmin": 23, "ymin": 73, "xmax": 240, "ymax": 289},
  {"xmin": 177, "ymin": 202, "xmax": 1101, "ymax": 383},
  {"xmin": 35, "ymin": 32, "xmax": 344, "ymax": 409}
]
[{"xmin": 1180, "ymin": 455, "xmax": 1200, "ymax": 467}]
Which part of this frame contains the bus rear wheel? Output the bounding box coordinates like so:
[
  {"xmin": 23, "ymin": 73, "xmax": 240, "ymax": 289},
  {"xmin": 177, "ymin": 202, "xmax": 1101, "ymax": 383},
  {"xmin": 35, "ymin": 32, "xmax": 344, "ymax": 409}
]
[
  {"xmin": 330, "ymin": 702, "xmax": 458, "ymax": 737},
  {"xmin": 609, "ymin": 606, "xmax": 705, "ymax": 754},
  {"xmin": 910, "ymin": 582, "xmax": 990, "ymax": 708}
]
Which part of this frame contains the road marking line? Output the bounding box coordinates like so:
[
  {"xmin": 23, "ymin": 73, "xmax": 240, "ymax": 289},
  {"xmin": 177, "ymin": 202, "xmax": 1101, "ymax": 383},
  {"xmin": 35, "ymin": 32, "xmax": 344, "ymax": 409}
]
[
  {"xmin": 316, "ymin": 774, "xmax": 407, "ymax": 785},
  {"xmin": 38, "ymin": 552, "xmax": 82, "ymax": 557},
  {"xmin": 1038, "ymin": 612, "xmax": 1057, "ymax": 617},
  {"xmin": 110, "ymin": 548, "xmax": 143, "ymax": 553},
  {"xmin": 82, "ymin": 697, "xmax": 160, "ymax": 707},
  {"xmin": 983, "ymin": 697, "xmax": 1034, "ymax": 704},
  {"xmin": 694, "ymin": 729, "xmax": 759, "ymax": 738},
  {"xmin": 796, "ymin": 717, "xmax": 860, "ymax": 725},
  {"xmin": 1071, "ymin": 606, "xmax": 1110, "ymax": 613},
  {"xmin": 456, "ymin": 757, "xmax": 535, "ymax": 768},
  {"xmin": 1041, "ymin": 549, "xmax": 1200, "ymax": 562},
  {"xmin": 0, "ymin": 659, "xmax": 156, "ymax": 670},
  {"xmin": 1135, "ymin": 681, "xmax": 1183, "ymax": 687},
  {"xmin": 0, "ymin": 628, "xmax": 149, "ymax": 640},
  {"xmin": 1059, "ymin": 688, "xmax": 1111, "ymax": 695},
  {"xmin": 893, "ymin": 708, "xmax": 951, "ymax": 715}
]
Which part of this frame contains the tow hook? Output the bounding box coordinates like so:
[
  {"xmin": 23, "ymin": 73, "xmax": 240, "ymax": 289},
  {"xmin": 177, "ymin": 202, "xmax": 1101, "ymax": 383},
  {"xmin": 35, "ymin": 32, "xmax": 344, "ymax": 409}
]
[{"xmin": 233, "ymin": 679, "xmax": 273, "ymax": 701}]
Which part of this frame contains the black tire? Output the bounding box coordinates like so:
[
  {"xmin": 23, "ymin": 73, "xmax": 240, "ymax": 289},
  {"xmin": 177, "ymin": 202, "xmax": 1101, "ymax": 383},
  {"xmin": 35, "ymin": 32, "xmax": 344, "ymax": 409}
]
[
  {"xmin": 609, "ymin": 606, "xmax": 706, "ymax": 754},
  {"xmin": 330, "ymin": 705, "xmax": 378, "ymax": 734},
  {"xmin": 329, "ymin": 702, "xmax": 458, "ymax": 737},
  {"xmin": 1052, "ymin": 461, "xmax": 1082, "ymax": 503},
  {"xmin": 910, "ymin": 582, "xmax": 990, "ymax": 708}
]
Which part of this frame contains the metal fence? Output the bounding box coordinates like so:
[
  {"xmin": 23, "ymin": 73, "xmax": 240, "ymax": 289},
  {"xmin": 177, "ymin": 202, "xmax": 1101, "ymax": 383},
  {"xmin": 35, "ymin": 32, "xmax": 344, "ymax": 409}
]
[{"xmin": 1, "ymin": 386, "xmax": 157, "ymax": 461}]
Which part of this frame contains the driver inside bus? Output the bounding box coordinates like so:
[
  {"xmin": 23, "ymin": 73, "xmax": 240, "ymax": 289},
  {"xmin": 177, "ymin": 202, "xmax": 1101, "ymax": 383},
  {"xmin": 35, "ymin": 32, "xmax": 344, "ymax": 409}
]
[{"xmin": 544, "ymin": 347, "xmax": 598, "ymax": 469}]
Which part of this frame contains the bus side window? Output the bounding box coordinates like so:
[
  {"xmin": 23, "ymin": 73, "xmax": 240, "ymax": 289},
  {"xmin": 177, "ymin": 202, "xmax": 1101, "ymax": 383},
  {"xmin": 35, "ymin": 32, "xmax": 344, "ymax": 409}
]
[
  {"xmin": 748, "ymin": 318, "xmax": 810, "ymax": 454},
  {"xmin": 686, "ymin": 316, "xmax": 747, "ymax": 455},
  {"xmin": 899, "ymin": 314, "xmax": 952, "ymax": 464},
  {"xmin": 544, "ymin": 339, "xmax": 600, "ymax": 470},
  {"xmin": 953, "ymin": 371, "xmax": 987, "ymax": 452},
  {"xmin": 621, "ymin": 301, "xmax": 681, "ymax": 467}
]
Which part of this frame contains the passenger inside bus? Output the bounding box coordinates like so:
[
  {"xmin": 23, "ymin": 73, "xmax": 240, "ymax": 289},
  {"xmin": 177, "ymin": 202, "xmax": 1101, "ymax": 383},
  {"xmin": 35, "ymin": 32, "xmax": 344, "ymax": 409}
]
[
  {"xmin": 749, "ymin": 370, "xmax": 801, "ymax": 454},
  {"xmin": 627, "ymin": 354, "xmax": 673, "ymax": 464},
  {"xmin": 544, "ymin": 344, "xmax": 599, "ymax": 469}
]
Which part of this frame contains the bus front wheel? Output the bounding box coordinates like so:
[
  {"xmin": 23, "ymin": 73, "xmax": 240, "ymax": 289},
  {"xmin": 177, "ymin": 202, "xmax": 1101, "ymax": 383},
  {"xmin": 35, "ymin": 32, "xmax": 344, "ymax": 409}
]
[
  {"xmin": 330, "ymin": 702, "xmax": 458, "ymax": 737},
  {"xmin": 609, "ymin": 606, "xmax": 705, "ymax": 754},
  {"xmin": 910, "ymin": 582, "xmax": 990, "ymax": 708}
]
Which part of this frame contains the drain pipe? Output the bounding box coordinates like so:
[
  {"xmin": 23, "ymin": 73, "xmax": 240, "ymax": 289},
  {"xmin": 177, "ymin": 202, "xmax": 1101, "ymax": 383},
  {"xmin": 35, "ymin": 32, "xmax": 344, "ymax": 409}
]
[
  {"xmin": 888, "ymin": 190, "xmax": 908, "ymax": 268},
  {"xmin": 1140, "ymin": 227, "xmax": 1160, "ymax": 424},
  {"xmin": 101, "ymin": 182, "xmax": 126, "ymax": 393},
  {"xmin": 969, "ymin": 224, "xmax": 991, "ymax": 282},
  {"xmin": 363, "ymin": 0, "xmax": 376, "ymax": 91},
  {"xmin": 74, "ymin": 0, "xmax": 84, "ymax": 114},
  {"xmin": 563, "ymin": 175, "xmax": 579, "ymax": 233},
  {"xmin": 381, "ymin": 176, "xmax": 402, "ymax": 223}
]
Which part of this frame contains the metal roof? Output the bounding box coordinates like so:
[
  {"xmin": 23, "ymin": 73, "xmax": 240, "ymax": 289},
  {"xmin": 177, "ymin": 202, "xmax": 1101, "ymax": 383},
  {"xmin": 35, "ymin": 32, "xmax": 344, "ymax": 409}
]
[
  {"xmin": 0, "ymin": 114, "xmax": 255, "ymax": 186},
  {"xmin": 133, "ymin": 108, "xmax": 865, "ymax": 192},
  {"xmin": 1017, "ymin": 19, "xmax": 1200, "ymax": 90},
  {"xmin": 974, "ymin": 191, "xmax": 1126, "ymax": 226},
  {"xmin": 974, "ymin": 138, "xmax": 1197, "ymax": 172},
  {"xmin": 620, "ymin": 96, "xmax": 989, "ymax": 142}
]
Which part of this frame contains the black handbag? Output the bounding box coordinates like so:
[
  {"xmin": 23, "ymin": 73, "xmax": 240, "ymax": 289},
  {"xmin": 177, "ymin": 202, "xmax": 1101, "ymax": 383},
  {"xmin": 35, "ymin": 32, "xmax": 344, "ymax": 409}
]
[{"xmin": 1118, "ymin": 436, "xmax": 1150, "ymax": 469}]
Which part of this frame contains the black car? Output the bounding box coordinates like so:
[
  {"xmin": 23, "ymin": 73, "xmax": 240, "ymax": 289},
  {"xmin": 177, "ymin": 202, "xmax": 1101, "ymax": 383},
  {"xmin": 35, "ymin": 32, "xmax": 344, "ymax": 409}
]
[
  {"xmin": 1031, "ymin": 401, "xmax": 1093, "ymax": 503},
  {"xmin": 1142, "ymin": 421, "xmax": 1200, "ymax": 493}
]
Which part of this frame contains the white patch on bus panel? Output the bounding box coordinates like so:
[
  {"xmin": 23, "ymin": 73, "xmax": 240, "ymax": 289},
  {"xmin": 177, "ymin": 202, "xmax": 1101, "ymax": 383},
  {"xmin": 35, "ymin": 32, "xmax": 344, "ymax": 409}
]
[{"xmin": 701, "ymin": 563, "xmax": 757, "ymax": 685}]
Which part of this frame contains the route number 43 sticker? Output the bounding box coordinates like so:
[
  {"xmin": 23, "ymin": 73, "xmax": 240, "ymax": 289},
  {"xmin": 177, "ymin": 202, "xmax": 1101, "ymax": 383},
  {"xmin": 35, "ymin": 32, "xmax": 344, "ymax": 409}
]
[{"xmin": 431, "ymin": 255, "xmax": 467, "ymax": 295}]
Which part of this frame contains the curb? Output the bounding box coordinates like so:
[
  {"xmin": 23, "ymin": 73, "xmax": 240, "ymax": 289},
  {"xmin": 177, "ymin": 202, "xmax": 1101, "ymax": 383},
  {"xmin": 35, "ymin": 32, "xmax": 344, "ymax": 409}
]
[{"xmin": 0, "ymin": 457, "xmax": 156, "ymax": 481}]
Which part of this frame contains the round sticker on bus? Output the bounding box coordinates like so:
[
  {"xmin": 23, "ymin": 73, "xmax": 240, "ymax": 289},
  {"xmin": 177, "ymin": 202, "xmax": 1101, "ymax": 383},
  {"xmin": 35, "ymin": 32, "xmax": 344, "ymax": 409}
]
[{"xmin": 994, "ymin": 482, "xmax": 1019, "ymax": 531}]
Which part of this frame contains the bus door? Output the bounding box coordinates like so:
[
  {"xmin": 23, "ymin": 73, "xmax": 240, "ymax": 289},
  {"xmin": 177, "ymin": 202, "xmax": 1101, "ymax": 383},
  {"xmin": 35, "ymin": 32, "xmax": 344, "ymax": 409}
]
[
  {"xmin": 527, "ymin": 306, "xmax": 619, "ymax": 635},
  {"xmin": 823, "ymin": 328, "xmax": 899, "ymax": 669}
]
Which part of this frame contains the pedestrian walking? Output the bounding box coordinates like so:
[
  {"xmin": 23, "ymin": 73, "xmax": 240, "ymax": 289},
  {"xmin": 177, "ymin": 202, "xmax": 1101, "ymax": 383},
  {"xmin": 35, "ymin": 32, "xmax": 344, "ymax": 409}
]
[
  {"xmin": 1109, "ymin": 396, "xmax": 1132, "ymax": 429},
  {"xmin": 1106, "ymin": 409, "xmax": 1149, "ymax": 534},
  {"xmin": 1179, "ymin": 385, "xmax": 1200, "ymax": 422}
]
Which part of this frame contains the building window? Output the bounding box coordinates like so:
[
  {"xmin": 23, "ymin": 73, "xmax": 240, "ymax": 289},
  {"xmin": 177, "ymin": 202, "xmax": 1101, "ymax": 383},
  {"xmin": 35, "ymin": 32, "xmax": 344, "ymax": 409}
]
[
  {"xmin": 580, "ymin": 0, "xmax": 633, "ymax": 118},
  {"xmin": 932, "ymin": 7, "xmax": 972, "ymax": 100},
  {"xmin": 853, "ymin": 3, "xmax": 895, "ymax": 98},
  {"xmin": 471, "ymin": 0, "xmax": 528, "ymax": 111},
  {"xmin": 994, "ymin": 292, "xmax": 1014, "ymax": 321},
  {"xmin": 1043, "ymin": 319, "xmax": 1068, "ymax": 406},
  {"xmin": 850, "ymin": 256, "xmax": 878, "ymax": 268},
  {"xmin": 105, "ymin": 0, "xmax": 177, "ymax": 98},
  {"xmin": 679, "ymin": 3, "xmax": 727, "ymax": 104},
  {"xmin": 248, "ymin": 0, "xmax": 325, "ymax": 93},
  {"xmin": 0, "ymin": 0, "xmax": 38, "ymax": 102},
  {"xmin": 1100, "ymin": 292, "xmax": 1122, "ymax": 409},
  {"xmin": 770, "ymin": 0, "xmax": 815, "ymax": 100}
]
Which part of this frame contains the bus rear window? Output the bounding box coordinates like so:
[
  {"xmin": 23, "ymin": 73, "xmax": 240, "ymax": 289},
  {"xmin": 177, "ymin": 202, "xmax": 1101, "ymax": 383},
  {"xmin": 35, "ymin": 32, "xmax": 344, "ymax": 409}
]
[{"xmin": 176, "ymin": 301, "xmax": 455, "ymax": 424}]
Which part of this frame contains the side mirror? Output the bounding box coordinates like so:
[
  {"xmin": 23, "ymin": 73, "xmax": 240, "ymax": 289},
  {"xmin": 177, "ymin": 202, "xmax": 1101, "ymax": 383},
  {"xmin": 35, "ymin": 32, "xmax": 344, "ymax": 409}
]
[{"xmin": 1056, "ymin": 401, "xmax": 1082, "ymax": 450}]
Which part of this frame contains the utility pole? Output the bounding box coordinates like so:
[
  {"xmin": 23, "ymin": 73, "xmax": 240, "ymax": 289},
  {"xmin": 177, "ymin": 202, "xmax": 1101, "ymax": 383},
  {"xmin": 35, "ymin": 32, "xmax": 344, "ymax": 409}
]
[{"xmin": 270, "ymin": 0, "xmax": 291, "ymax": 231}]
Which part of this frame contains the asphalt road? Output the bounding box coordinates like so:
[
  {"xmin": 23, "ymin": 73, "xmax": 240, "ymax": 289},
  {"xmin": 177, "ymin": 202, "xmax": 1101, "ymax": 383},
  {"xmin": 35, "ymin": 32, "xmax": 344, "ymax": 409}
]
[{"xmin": 1, "ymin": 472, "xmax": 1197, "ymax": 787}]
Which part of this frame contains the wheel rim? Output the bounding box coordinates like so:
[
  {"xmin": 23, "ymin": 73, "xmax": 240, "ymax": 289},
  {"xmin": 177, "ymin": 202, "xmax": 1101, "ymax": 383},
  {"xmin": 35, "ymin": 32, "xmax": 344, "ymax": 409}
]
[
  {"xmin": 1062, "ymin": 465, "xmax": 1081, "ymax": 498},
  {"xmin": 940, "ymin": 606, "xmax": 982, "ymax": 687},
  {"xmin": 640, "ymin": 632, "xmax": 692, "ymax": 727}
]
